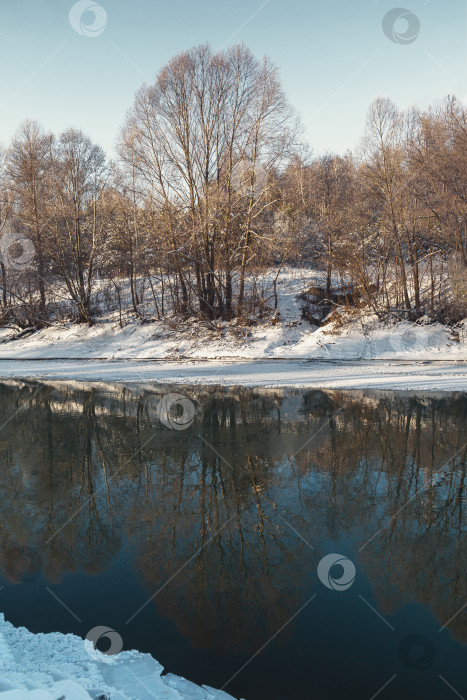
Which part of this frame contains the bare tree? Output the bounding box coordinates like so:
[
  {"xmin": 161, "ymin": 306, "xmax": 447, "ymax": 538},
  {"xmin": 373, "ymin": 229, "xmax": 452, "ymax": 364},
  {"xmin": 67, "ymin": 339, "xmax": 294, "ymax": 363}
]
[
  {"xmin": 7, "ymin": 120, "xmax": 54, "ymax": 323},
  {"xmin": 49, "ymin": 128, "xmax": 108, "ymax": 324},
  {"xmin": 120, "ymin": 43, "xmax": 298, "ymax": 320}
]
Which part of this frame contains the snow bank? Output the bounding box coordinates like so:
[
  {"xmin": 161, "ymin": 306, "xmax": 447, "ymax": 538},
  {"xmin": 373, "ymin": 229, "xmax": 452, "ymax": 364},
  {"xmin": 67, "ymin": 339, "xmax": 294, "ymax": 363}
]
[
  {"xmin": 0, "ymin": 359, "xmax": 466, "ymax": 391},
  {"xmin": 0, "ymin": 314, "xmax": 464, "ymax": 363},
  {"xmin": 0, "ymin": 267, "xmax": 464, "ymax": 390},
  {"xmin": 0, "ymin": 615, "xmax": 239, "ymax": 700},
  {"xmin": 0, "ymin": 268, "xmax": 464, "ymax": 363}
]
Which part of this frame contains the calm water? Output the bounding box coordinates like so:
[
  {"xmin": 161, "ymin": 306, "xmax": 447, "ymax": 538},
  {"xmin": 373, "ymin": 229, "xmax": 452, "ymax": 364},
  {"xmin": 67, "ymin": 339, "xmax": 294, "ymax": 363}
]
[{"xmin": 0, "ymin": 381, "xmax": 466, "ymax": 699}]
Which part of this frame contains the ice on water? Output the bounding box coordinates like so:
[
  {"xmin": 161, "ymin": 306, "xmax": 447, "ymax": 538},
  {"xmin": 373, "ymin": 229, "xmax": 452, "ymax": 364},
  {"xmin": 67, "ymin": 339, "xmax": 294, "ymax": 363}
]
[{"xmin": 0, "ymin": 615, "xmax": 240, "ymax": 700}]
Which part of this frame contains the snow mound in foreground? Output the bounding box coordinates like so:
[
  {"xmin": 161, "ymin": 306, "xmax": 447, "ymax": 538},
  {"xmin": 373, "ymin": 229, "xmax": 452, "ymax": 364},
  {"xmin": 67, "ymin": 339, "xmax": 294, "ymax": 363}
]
[{"xmin": 0, "ymin": 615, "xmax": 240, "ymax": 700}]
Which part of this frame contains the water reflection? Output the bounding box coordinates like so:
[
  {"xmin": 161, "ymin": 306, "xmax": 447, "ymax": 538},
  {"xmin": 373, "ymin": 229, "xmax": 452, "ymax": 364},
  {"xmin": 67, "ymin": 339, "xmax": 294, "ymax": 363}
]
[{"xmin": 0, "ymin": 380, "xmax": 465, "ymax": 699}]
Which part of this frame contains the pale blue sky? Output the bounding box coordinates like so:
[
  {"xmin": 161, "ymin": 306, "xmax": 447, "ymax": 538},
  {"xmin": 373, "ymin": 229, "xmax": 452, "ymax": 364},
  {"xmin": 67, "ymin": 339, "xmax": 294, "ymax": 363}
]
[{"xmin": 0, "ymin": 0, "xmax": 465, "ymax": 158}]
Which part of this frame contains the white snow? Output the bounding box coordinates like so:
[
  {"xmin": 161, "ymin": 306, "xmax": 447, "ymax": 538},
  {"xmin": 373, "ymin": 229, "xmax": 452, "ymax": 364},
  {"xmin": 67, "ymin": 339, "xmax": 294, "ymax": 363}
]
[
  {"xmin": 0, "ymin": 359, "xmax": 465, "ymax": 391},
  {"xmin": 0, "ymin": 269, "xmax": 464, "ymax": 388},
  {"xmin": 0, "ymin": 268, "xmax": 465, "ymax": 365},
  {"xmin": 0, "ymin": 266, "xmax": 464, "ymax": 400},
  {"xmin": 0, "ymin": 614, "xmax": 239, "ymax": 700}
]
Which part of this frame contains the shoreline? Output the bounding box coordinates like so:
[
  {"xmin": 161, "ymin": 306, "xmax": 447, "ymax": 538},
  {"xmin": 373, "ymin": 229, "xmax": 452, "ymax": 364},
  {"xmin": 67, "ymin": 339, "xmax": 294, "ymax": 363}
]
[
  {"xmin": 0, "ymin": 358, "xmax": 466, "ymax": 391},
  {"xmin": 0, "ymin": 614, "xmax": 239, "ymax": 700}
]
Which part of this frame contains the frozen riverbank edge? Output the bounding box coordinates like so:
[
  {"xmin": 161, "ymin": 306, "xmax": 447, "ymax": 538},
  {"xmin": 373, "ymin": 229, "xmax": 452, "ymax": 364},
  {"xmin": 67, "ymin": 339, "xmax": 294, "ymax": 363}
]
[
  {"xmin": 0, "ymin": 266, "xmax": 465, "ymax": 389},
  {"xmin": 0, "ymin": 614, "xmax": 240, "ymax": 700},
  {"xmin": 0, "ymin": 359, "xmax": 466, "ymax": 391},
  {"xmin": 0, "ymin": 277, "xmax": 464, "ymax": 393}
]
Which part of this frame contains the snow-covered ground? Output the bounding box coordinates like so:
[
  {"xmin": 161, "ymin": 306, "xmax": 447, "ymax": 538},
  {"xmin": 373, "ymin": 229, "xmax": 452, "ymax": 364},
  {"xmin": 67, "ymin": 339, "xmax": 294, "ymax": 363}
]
[
  {"xmin": 0, "ymin": 269, "xmax": 465, "ymax": 376},
  {"xmin": 0, "ymin": 358, "xmax": 465, "ymax": 391},
  {"xmin": 0, "ymin": 615, "xmax": 239, "ymax": 700},
  {"xmin": 0, "ymin": 315, "xmax": 465, "ymax": 362},
  {"xmin": 0, "ymin": 267, "xmax": 465, "ymax": 391}
]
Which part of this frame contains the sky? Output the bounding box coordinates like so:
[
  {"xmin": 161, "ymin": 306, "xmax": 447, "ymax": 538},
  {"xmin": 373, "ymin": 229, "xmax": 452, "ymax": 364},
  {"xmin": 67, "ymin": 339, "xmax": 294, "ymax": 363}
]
[{"xmin": 0, "ymin": 0, "xmax": 465, "ymax": 159}]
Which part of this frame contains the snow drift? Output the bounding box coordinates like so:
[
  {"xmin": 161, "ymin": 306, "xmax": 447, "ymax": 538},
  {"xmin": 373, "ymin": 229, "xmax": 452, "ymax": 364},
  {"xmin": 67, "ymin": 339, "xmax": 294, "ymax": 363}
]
[{"xmin": 0, "ymin": 614, "xmax": 239, "ymax": 700}]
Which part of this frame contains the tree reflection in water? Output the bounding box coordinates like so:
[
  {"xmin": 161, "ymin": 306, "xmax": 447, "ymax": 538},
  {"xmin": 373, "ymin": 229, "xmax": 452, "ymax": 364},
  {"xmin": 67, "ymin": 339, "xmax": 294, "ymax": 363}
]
[{"xmin": 0, "ymin": 380, "xmax": 465, "ymax": 699}]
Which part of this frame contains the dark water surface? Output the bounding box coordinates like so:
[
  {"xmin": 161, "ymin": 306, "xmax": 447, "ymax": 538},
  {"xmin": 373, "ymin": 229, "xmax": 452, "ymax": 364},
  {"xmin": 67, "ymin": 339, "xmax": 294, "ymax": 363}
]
[{"xmin": 0, "ymin": 380, "xmax": 466, "ymax": 699}]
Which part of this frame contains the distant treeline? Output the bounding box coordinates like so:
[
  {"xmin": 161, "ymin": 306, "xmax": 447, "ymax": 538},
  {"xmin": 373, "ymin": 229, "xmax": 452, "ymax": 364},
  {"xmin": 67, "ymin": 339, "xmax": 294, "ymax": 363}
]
[{"xmin": 0, "ymin": 43, "xmax": 466, "ymax": 328}]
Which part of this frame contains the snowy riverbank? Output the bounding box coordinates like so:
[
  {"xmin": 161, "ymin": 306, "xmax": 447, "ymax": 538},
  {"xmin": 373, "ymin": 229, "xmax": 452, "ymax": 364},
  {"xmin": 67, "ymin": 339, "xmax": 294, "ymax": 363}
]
[
  {"xmin": 0, "ymin": 268, "xmax": 465, "ymax": 366},
  {"xmin": 0, "ymin": 615, "xmax": 239, "ymax": 700},
  {"xmin": 0, "ymin": 359, "xmax": 466, "ymax": 391}
]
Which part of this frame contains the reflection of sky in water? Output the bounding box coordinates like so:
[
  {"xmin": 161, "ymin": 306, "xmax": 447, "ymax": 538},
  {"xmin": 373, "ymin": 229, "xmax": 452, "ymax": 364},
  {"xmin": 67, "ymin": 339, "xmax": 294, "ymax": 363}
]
[{"xmin": 0, "ymin": 382, "xmax": 465, "ymax": 700}]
